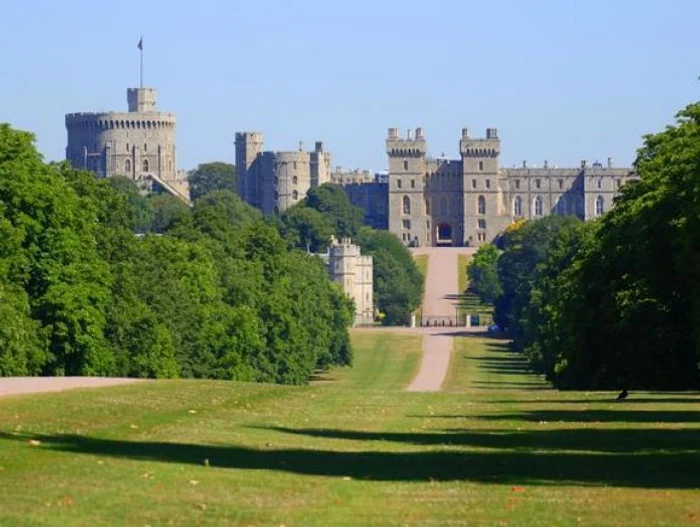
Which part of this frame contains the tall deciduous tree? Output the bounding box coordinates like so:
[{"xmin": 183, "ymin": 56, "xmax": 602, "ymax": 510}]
[{"xmin": 188, "ymin": 162, "xmax": 236, "ymax": 201}]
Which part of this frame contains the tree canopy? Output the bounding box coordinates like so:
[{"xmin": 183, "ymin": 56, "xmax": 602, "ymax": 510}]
[
  {"xmin": 187, "ymin": 162, "xmax": 236, "ymax": 201},
  {"xmin": 478, "ymin": 102, "xmax": 700, "ymax": 391},
  {"xmin": 0, "ymin": 125, "xmax": 353, "ymax": 384}
]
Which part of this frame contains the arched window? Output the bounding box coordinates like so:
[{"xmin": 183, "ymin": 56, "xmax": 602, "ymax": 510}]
[
  {"xmin": 402, "ymin": 195, "xmax": 411, "ymax": 215},
  {"xmin": 513, "ymin": 196, "xmax": 522, "ymax": 216},
  {"xmin": 440, "ymin": 197, "xmax": 448, "ymax": 216},
  {"xmin": 534, "ymin": 196, "xmax": 543, "ymax": 217},
  {"xmin": 125, "ymin": 159, "xmax": 131, "ymax": 173},
  {"xmin": 595, "ymin": 195, "xmax": 604, "ymax": 216},
  {"xmin": 477, "ymin": 195, "xmax": 486, "ymax": 215},
  {"xmin": 292, "ymin": 175, "xmax": 298, "ymax": 185},
  {"xmin": 142, "ymin": 159, "xmax": 149, "ymax": 172},
  {"xmin": 292, "ymin": 190, "xmax": 299, "ymax": 200}
]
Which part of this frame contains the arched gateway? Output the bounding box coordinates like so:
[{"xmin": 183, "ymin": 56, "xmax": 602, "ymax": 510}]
[{"xmin": 436, "ymin": 223, "xmax": 453, "ymax": 246}]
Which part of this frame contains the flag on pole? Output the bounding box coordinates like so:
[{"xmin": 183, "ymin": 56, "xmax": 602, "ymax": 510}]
[{"xmin": 137, "ymin": 37, "xmax": 143, "ymax": 50}]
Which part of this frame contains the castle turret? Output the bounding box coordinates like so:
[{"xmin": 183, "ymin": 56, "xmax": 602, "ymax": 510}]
[
  {"xmin": 235, "ymin": 132, "xmax": 264, "ymax": 208},
  {"xmin": 461, "ymin": 127, "xmax": 506, "ymax": 246},
  {"xmin": 386, "ymin": 127, "xmax": 428, "ymax": 246}
]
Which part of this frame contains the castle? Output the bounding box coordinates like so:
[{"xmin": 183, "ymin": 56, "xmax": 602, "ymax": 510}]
[
  {"xmin": 235, "ymin": 132, "xmax": 332, "ymax": 214},
  {"xmin": 324, "ymin": 237, "xmax": 374, "ymax": 326},
  {"xmin": 383, "ymin": 127, "xmax": 637, "ymax": 247},
  {"xmin": 235, "ymin": 127, "xmax": 637, "ymax": 246},
  {"xmin": 65, "ymin": 86, "xmax": 189, "ymax": 201}
]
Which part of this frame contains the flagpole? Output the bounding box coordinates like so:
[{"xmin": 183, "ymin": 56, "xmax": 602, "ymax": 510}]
[{"xmin": 139, "ymin": 36, "xmax": 143, "ymax": 88}]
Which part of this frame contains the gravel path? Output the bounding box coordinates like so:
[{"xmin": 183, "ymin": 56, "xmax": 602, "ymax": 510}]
[
  {"xmin": 406, "ymin": 247, "xmax": 476, "ymax": 392},
  {"xmin": 0, "ymin": 377, "xmax": 144, "ymax": 397}
]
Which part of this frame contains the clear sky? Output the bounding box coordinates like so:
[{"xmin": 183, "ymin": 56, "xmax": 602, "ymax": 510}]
[{"xmin": 2, "ymin": 0, "xmax": 699, "ymax": 172}]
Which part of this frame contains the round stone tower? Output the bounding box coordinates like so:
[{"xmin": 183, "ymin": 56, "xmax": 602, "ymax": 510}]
[{"xmin": 65, "ymin": 87, "xmax": 182, "ymax": 195}]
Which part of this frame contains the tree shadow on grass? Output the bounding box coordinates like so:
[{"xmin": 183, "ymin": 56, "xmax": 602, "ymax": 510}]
[
  {"xmin": 256, "ymin": 425, "xmax": 700, "ymax": 454},
  {"xmin": 1, "ymin": 429, "xmax": 699, "ymax": 488},
  {"xmin": 423, "ymin": 409, "xmax": 700, "ymax": 424}
]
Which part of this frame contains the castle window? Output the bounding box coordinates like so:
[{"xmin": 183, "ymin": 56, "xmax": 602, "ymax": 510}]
[
  {"xmin": 292, "ymin": 176, "xmax": 298, "ymax": 185},
  {"xmin": 403, "ymin": 219, "xmax": 411, "ymax": 230},
  {"xmin": 126, "ymin": 143, "xmax": 130, "ymax": 152},
  {"xmin": 292, "ymin": 190, "xmax": 299, "ymax": 200},
  {"xmin": 125, "ymin": 159, "xmax": 132, "ymax": 173},
  {"xmin": 477, "ymin": 218, "xmax": 486, "ymax": 230},
  {"xmin": 595, "ymin": 195, "xmax": 605, "ymax": 216},
  {"xmin": 477, "ymin": 195, "xmax": 486, "ymax": 215},
  {"xmin": 403, "ymin": 160, "xmax": 408, "ymax": 171},
  {"xmin": 274, "ymin": 191, "xmax": 279, "ymax": 200},
  {"xmin": 440, "ymin": 197, "xmax": 448, "ymax": 215},
  {"xmin": 535, "ymin": 179, "xmax": 541, "ymax": 189},
  {"xmin": 142, "ymin": 159, "xmax": 149, "ymax": 172},
  {"xmin": 168, "ymin": 160, "xmax": 172, "ymax": 171},
  {"xmin": 402, "ymin": 195, "xmax": 411, "ymax": 215},
  {"xmin": 597, "ymin": 178, "xmax": 603, "ymax": 189},
  {"xmin": 397, "ymin": 179, "xmax": 402, "ymax": 189},
  {"xmin": 425, "ymin": 199, "xmax": 431, "ymax": 215},
  {"xmin": 485, "ymin": 179, "xmax": 491, "ymax": 189},
  {"xmin": 558, "ymin": 179, "xmax": 563, "ymax": 189},
  {"xmin": 274, "ymin": 176, "xmax": 279, "ymax": 186},
  {"xmin": 411, "ymin": 179, "xmax": 415, "ymax": 189},
  {"xmin": 534, "ymin": 196, "xmax": 543, "ymax": 217},
  {"xmin": 472, "ymin": 179, "xmax": 477, "ymax": 189},
  {"xmin": 293, "ymin": 162, "xmax": 297, "ymax": 170},
  {"xmin": 479, "ymin": 161, "xmax": 484, "ymax": 171},
  {"xmin": 513, "ymin": 196, "xmax": 522, "ymax": 216},
  {"xmin": 144, "ymin": 143, "xmax": 147, "ymax": 152},
  {"xmin": 616, "ymin": 179, "xmax": 622, "ymax": 189},
  {"xmin": 515, "ymin": 179, "xmax": 520, "ymax": 190}
]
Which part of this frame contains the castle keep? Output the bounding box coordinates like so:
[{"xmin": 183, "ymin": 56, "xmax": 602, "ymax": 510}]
[
  {"xmin": 235, "ymin": 132, "xmax": 332, "ymax": 214},
  {"xmin": 65, "ymin": 86, "xmax": 189, "ymax": 200},
  {"xmin": 384, "ymin": 127, "xmax": 637, "ymax": 246}
]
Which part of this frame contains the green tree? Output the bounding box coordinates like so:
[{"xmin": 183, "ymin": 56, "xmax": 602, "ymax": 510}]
[
  {"xmin": 281, "ymin": 206, "xmax": 333, "ymax": 252},
  {"xmin": 303, "ymin": 183, "xmax": 364, "ymax": 237},
  {"xmin": 466, "ymin": 244, "xmax": 502, "ymax": 303},
  {"xmin": 188, "ymin": 162, "xmax": 236, "ymax": 201}
]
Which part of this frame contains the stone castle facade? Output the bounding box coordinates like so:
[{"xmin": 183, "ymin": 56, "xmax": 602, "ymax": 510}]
[
  {"xmin": 65, "ymin": 86, "xmax": 189, "ymax": 201},
  {"xmin": 325, "ymin": 237, "xmax": 374, "ymax": 326},
  {"xmin": 384, "ymin": 127, "xmax": 637, "ymax": 246},
  {"xmin": 235, "ymin": 132, "xmax": 332, "ymax": 214}
]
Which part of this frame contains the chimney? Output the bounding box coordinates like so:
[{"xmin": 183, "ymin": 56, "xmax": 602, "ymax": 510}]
[
  {"xmin": 522, "ymin": 160, "xmax": 527, "ymax": 168},
  {"xmin": 315, "ymin": 141, "xmax": 323, "ymax": 152},
  {"xmin": 298, "ymin": 141, "xmax": 303, "ymax": 152},
  {"xmin": 544, "ymin": 160, "xmax": 549, "ymax": 169},
  {"xmin": 607, "ymin": 156, "xmax": 612, "ymax": 168},
  {"xmin": 406, "ymin": 129, "xmax": 412, "ymax": 140},
  {"xmin": 415, "ymin": 127, "xmax": 424, "ymax": 139},
  {"xmin": 461, "ymin": 127, "xmax": 469, "ymax": 139},
  {"xmin": 388, "ymin": 128, "xmax": 398, "ymax": 139},
  {"xmin": 581, "ymin": 159, "xmax": 588, "ymax": 168}
]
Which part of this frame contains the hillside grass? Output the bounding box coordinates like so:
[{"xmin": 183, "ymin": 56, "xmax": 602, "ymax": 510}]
[{"xmin": 1, "ymin": 331, "xmax": 700, "ymax": 526}]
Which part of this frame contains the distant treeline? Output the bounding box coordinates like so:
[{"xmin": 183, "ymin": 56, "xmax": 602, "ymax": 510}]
[
  {"xmin": 467, "ymin": 103, "xmax": 700, "ymax": 390},
  {"xmin": 0, "ymin": 126, "xmax": 423, "ymax": 382}
]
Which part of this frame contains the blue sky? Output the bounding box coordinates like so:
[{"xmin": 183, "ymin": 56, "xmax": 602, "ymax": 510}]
[{"xmin": 2, "ymin": 0, "xmax": 699, "ymax": 172}]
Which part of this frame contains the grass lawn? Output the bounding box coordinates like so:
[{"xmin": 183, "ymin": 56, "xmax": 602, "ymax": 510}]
[{"xmin": 2, "ymin": 331, "xmax": 700, "ymax": 526}]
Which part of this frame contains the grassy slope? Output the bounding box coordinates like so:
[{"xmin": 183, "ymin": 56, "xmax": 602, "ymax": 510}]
[{"xmin": 2, "ymin": 332, "xmax": 700, "ymax": 526}]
